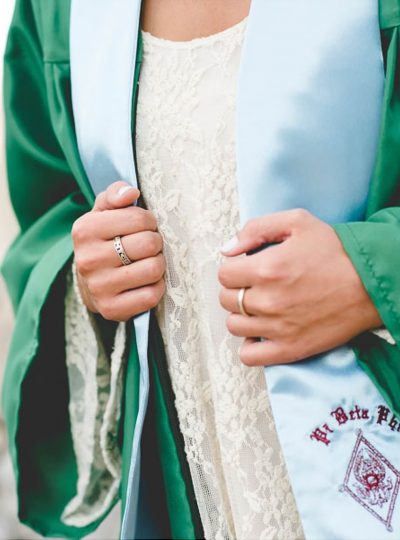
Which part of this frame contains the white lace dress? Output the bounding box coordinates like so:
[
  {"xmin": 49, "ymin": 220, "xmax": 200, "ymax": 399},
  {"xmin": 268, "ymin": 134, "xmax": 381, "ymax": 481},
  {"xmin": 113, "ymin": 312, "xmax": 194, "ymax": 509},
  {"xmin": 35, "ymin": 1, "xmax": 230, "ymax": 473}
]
[
  {"xmin": 63, "ymin": 15, "xmax": 392, "ymax": 540},
  {"xmin": 135, "ymin": 18, "xmax": 303, "ymax": 540}
]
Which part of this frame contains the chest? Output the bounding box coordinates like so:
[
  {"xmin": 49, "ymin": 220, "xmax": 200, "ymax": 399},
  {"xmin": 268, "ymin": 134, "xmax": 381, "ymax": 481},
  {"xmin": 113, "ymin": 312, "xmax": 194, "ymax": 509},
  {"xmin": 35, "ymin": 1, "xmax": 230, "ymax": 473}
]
[{"xmin": 140, "ymin": 0, "xmax": 251, "ymax": 41}]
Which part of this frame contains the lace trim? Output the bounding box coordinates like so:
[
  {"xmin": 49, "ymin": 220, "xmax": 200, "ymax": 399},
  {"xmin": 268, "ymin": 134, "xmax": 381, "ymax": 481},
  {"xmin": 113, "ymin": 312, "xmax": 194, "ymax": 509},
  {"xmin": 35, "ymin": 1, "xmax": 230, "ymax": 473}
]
[{"xmin": 61, "ymin": 262, "xmax": 126, "ymax": 527}]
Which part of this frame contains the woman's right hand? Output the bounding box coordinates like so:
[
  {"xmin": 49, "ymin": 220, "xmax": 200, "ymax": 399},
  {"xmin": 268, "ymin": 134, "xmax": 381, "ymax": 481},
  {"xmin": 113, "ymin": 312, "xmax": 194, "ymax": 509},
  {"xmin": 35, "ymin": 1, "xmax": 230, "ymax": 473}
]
[{"xmin": 72, "ymin": 181, "xmax": 166, "ymax": 321}]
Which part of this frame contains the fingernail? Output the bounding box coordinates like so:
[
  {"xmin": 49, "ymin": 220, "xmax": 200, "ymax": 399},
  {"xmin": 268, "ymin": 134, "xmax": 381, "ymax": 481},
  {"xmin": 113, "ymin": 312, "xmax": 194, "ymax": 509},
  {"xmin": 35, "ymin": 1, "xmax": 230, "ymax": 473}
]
[
  {"xmin": 117, "ymin": 185, "xmax": 135, "ymax": 197},
  {"xmin": 221, "ymin": 235, "xmax": 239, "ymax": 254}
]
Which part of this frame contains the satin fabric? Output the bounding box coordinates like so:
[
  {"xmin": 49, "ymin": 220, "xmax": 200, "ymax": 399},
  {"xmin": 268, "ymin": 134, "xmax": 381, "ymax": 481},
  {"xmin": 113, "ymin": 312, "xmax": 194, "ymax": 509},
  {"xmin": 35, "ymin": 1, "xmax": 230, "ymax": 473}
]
[{"xmin": 238, "ymin": 2, "xmax": 400, "ymax": 538}]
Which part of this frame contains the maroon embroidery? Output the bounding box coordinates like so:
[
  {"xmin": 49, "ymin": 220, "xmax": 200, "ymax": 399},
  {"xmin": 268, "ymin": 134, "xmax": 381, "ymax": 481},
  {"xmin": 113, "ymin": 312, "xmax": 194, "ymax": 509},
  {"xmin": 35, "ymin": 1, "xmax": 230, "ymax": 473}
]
[
  {"xmin": 377, "ymin": 406, "xmax": 390, "ymax": 425},
  {"xmin": 340, "ymin": 430, "xmax": 400, "ymax": 531},
  {"xmin": 362, "ymin": 409, "xmax": 370, "ymax": 420},
  {"xmin": 349, "ymin": 405, "xmax": 363, "ymax": 420},
  {"xmin": 376, "ymin": 405, "xmax": 400, "ymax": 432},
  {"xmin": 331, "ymin": 407, "xmax": 349, "ymax": 425},
  {"xmin": 310, "ymin": 424, "xmax": 333, "ymax": 446}
]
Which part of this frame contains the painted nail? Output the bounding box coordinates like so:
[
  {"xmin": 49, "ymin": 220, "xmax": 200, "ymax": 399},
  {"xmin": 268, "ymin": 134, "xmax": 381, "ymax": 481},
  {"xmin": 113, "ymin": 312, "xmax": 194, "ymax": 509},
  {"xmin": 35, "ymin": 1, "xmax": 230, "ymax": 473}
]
[
  {"xmin": 117, "ymin": 185, "xmax": 135, "ymax": 197},
  {"xmin": 221, "ymin": 235, "xmax": 239, "ymax": 254}
]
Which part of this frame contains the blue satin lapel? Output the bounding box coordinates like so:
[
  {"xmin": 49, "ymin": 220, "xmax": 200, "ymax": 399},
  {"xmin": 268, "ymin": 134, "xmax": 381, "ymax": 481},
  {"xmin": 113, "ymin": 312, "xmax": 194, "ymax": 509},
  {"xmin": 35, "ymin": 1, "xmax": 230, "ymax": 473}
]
[
  {"xmin": 70, "ymin": 3, "xmax": 150, "ymax": 539},
  {"xmin": 236, "ymin": 0, "xmax": 384, "ymax": 225},
  {"xmin": 70, "ymin": 0, "xmax": 142, "ymax": 193}
]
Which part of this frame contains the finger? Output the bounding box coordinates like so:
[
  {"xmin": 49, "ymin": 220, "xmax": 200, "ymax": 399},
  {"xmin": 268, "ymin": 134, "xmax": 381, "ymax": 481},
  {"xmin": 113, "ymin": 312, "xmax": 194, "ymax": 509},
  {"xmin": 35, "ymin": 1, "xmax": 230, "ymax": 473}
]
[
  {"xmin": 219, "ymin": 287, "xmax": 253, "ymax": 314},
  {"xmin": 94, "ymin": 254, "xmax": 166, "ymax": 295},
  {"xmin": 219, "ymin": 286, "xmax": 280, "ymax": 317},
  {"xmin": 226, "ymin": 313, "xmax": 273, "ymax": 338},
  {"xmin": 93, "ymin": 181, "xmax": 140, "ymax": 211},
  {"xmin": 107, "ymin": 231, "xmax": 163, "ymax": 267},
  {"xmin": 218, "ymin": 256, "xmax": 261, "ymax": 289},
  {"xmin": 221, "ymin": 208, "xmax": 312, "ymax": 257},
  {"xmin": 239, "ymin": 338, "xmax": 298, "ymax": 367},
  {"xmin": 87, "ymin": 207, "xmax": 158, "ymax": 240},
  {"xmin": 98, "ymin": 280, "xmax": 166, "ymax": 321},
  {"xmin": 219, "ymin": 244, "xmax": 287, "ymax": 289}
]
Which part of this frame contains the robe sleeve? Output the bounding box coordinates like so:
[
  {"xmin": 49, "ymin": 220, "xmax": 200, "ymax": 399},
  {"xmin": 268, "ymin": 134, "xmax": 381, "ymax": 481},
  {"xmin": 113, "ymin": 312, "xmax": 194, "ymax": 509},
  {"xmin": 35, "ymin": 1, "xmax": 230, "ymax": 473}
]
[
  {"xmin": 333, "ymin": 15, "xmax": 400, "ymax": 418},
  {"xmin": 1, "ymin": 1, "xmax": 118, "ymax": 536}
]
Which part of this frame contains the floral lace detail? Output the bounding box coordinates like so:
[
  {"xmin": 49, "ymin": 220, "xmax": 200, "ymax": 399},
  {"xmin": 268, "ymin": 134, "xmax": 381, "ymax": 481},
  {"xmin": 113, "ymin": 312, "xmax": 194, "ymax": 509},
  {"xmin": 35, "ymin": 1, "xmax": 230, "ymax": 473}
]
[
  {"xmin": 137, "ymin": 20, "xmax": 304, "ymax": 540},
  {"xmin": 61, "ymin": 263, "xmax": 126, "ymax": 527}
]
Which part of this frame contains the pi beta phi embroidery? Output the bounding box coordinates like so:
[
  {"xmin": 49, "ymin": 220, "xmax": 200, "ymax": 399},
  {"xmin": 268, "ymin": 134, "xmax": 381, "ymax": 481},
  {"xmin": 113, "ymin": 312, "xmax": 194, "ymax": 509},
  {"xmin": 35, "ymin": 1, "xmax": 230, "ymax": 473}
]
[{"xmin": 340, "ymin": 430, "xmax": 400, "ymax": 531}]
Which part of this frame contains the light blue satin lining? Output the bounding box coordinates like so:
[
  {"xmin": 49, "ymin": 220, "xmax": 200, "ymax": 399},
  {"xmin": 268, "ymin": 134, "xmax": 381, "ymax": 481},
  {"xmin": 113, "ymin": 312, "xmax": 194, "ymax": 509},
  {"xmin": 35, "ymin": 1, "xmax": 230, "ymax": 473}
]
[
  {"xmin": 69, "ymin": 1, "xmax": 149, "ymax": 537},
  {"xmin": 70, "ymin": 0, "xmax": 400, "ymax": 538},
  {"xmin": 237, "ymin": 1, "xmax": 400, "ymax": 538},
  {"xmin": 237, "ymin": 0, "xmax": 384, "ymax": 224}
]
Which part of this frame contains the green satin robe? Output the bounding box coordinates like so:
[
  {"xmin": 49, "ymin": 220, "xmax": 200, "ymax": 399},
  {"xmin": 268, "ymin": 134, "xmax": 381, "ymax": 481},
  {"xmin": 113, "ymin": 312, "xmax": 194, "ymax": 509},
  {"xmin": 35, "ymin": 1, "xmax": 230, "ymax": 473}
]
[{"xmin": 1, "ymin": 0, "xmax": 400, "ymax": 537}]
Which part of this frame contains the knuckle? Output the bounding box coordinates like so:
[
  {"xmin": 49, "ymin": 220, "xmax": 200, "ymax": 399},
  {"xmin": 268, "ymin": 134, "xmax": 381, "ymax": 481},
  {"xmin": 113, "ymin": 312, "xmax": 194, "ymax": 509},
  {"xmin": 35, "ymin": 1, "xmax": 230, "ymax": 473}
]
[
  {"xmin": 129, "ymin": 207, "xmax": 146, "ymax": 229},
  {"xmin": 96, "ymin": 299, "xmax": 113, "ymax": 320},
  {"xmin": 290, "ymin": 208, "xmax": 310, "ymax": 225},
  {"xmin": 270, "ymin": 320, "xmax": 287, "ymax": 340},
  {"xmin": 257, "ymin": 255, "xmax": 286, "ymax": 282},
  {"xmin": 86, "ymin": 276, "xmax": 103, "ymax": 298},
  {"xmin": 75, "ymin": 253, "xmax": 97, "ymax": 276},
  {"xmin": 239, "ymin": 347, "xmax": 256, "ymax": 367},
  {"xmin": 145, "ymin": 209, "xmax": 157, "ymax": 228},
  {"xmin": 98, "ymin": 298, "xmax": 122, "ymax": 322},
  {"xmin": 94, "ymin": 191, "xmax": 106, "ymax": 206},
  {"xmin": 146, "ymin": 232, "xmax": 162, "ymax": 255},
  {"xmin": 218, "ymin": 288, "xmax": 226, "ymax": 307},
  {"xmin": 143, "ymin": 279, "xmax": 166, "ymax": 309},
  {"xmin": 142, "ymin": 287, "xmax": 159, "ymax": 309},
  {"xmin": 110, "ymin": 180, "xmax": 122, "ymax": 190},
  {"xmin": 243, "ymin": 218, "xmax": 259, "ymax": 237},
  {"xmin": 149, "ymin": 256, "xmax": 166, "ymax": 281},
  {"xmin": 226, "ymin": 315, "xmax": 239, "ymax": 336},
  {"xmin": 263, "ymin": 293, "xmax": 288, "ymax": 315},
  {"xmin": 218, "ymin": 265, "xmax": 229, "ymax": 286},
  {"xmin": 71, "ymin": 216, "xmax": 89, "ymax": 244},
  {"xmin": 256, "ymin": 263, "xmax": 273, "ymax": 282},
  {"xmin": 160, "ymin": 279, "xmax": 167, "ymax": 298},
  {"xmin": 133, "ymin": 208, "xmax": 156, "ymax": 230},
  {"xmin": 157, "ymin": 278, "xmax": 166, "ymax": 298},
  {"xmin": 262, "ymin": 295, "xmax": 278, "ymax": 314}
]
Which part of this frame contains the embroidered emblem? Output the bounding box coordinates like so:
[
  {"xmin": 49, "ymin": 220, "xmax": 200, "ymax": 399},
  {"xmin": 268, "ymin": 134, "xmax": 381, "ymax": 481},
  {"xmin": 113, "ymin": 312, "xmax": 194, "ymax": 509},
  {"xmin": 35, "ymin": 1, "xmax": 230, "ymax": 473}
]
[
  {"xmin": 340, "ymin": 430, "xmax": 400, "ymax": 531},
  {"xmin": 309, "ymin": 403, "xmax": 370, "ymax": 446}
]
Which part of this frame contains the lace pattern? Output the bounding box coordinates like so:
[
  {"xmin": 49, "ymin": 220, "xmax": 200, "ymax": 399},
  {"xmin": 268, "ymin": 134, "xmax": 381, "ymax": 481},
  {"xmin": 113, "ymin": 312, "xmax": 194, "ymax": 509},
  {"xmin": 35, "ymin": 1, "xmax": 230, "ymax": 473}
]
[
  {"xmin": 62, "ymin": 263, "xmax": 126, "ymax": 527},
  {"xmin": 137, "ymin": 20, "xmax": 304, "ymax": 540}
]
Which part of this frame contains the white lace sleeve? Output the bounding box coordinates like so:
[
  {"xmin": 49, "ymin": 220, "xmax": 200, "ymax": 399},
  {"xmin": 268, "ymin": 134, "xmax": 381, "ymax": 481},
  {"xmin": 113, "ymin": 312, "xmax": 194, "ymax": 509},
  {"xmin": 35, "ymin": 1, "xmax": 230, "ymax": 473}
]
[{"xmin": 61, "ymin": 262, "xmax": 127, "ymax": 527}]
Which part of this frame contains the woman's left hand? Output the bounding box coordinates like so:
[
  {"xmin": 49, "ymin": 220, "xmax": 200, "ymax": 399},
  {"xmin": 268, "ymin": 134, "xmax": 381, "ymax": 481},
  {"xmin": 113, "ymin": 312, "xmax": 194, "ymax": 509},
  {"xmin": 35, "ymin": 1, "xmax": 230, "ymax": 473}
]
[{"xmin": 218, "ymin": 209, "xmax": 383, "ymax": 367}]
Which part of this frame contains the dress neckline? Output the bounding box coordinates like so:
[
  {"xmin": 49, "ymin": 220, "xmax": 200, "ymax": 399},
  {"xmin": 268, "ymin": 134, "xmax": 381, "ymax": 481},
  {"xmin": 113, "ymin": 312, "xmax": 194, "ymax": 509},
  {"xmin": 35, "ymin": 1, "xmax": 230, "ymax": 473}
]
[{"xmin": 141, "ymin": 16, "xmax": 248, "ymax": 49}]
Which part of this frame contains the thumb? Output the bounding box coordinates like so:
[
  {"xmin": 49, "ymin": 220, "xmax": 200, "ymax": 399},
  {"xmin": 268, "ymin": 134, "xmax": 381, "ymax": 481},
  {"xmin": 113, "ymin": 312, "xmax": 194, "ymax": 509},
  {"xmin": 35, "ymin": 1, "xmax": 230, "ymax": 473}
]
[
  {"xmin": 93, "ymin": 181, "xmax": 140, "ymax": 211},
  {"xmin": 221, "ymin": 210, "xmax": 295, "ymax": 256}
]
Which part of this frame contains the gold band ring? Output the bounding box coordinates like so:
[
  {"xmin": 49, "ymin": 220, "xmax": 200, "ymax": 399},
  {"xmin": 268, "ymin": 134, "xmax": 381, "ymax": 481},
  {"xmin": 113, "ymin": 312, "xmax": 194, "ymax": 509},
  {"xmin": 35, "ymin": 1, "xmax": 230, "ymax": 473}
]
[
  {"xmin": 237, "ymin": 287, "xmax": 251, "ymax": 317},
  {"xmin": 113, "ymin": 236, "xmax": 133, "ymax": 266}
]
